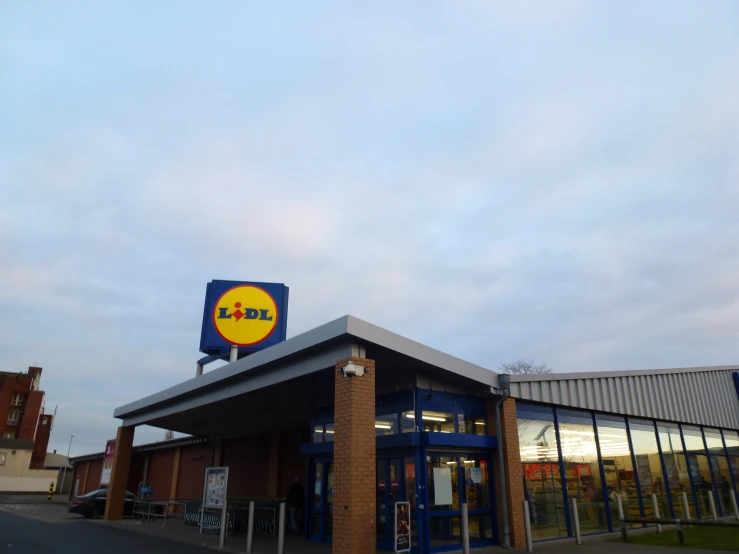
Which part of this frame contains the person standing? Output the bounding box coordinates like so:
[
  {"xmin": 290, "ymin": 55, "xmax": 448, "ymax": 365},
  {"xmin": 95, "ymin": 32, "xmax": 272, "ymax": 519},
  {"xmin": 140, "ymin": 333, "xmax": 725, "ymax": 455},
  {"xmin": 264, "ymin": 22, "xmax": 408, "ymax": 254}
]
[{"xmin": 287, "ymin": 477, "xmax": 305, "ymax": 535}]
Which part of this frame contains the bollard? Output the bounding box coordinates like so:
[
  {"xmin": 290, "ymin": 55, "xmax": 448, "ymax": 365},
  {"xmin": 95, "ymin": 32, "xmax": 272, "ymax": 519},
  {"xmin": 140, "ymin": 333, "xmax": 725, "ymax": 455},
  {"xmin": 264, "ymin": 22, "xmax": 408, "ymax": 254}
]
[
  {"xmin": 461, "ymin": 503, "xmax": 470, "ymax": 554},
  {"xmin": 277, "ymin": 502, "xmax": 286, "ymax": 554},
  {"xmin": 707, "ymin": 492, "xmax": 718, "ymax": 521},
  {"xmin": 219, "ymin": 503, "xmax": 228, "ymax": 548},
  {"xmin": 229, "ymin": 345, "xmax": 238, "ymax": 363},
  {"xmin": 731, "ymin": 490, "xmax": 739, "ymax": 520},
  {"xmin": 47, "ymin": 482, "xmax": 54, "ymax": 501},
  {"xmin": 246, "ymin": 500, "xmax": 255, "ymax": 553},
  {"xmin": 651, "ymin": 493, "xmax": 662, "ymax": 533},
  {"xmin": 571, "ymin": 498, "xmax": 582, "ymax": 545},
  {"xmin": 523, "ymin": 500, "xmax": 534, "ymax": 553},
  {"xmin": 616, "ymin": 494, "xmax": 626, "ymax": 540},
  {"xmin": 676, "ymin": 519, "xmax": 685, "ymax": 545},
  {"xmin": 681, "ymin": 492, "xmax": 692, "ymax": 522}
]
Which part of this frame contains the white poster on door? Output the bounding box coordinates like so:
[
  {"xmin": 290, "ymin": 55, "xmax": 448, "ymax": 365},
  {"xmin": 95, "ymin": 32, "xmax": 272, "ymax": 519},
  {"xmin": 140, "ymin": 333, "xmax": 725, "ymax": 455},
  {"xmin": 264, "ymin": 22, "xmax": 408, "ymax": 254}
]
[{"xmin": 432, "ymin": 467, "xmax": 453, "ymax": 505}]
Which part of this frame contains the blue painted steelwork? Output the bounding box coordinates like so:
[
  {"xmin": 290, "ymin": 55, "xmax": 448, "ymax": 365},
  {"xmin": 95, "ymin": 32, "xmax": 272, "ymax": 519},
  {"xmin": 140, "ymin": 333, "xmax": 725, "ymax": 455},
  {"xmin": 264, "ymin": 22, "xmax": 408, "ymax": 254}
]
[
  {"xmin": 652, "ymin": 420, "xmax": 676, "ymax": 518},
  {"xmin": 552, "ymin": 407, "xmax": 573, "ymax": 538},
  {"xmin": 700, "ymin": 426, "xmax": 723, "ymax": 517},
  {"xmin": 199, "ymin": 280, "xmax": 289, "ymax": 357},
  {"xmin": 720, "ymin": 429, "xmax": 739, "ymax": 501},
  {"xmin": 624, "ymin": 418, "xmax": 647, "ymax": 525},
  {"xmin": 733, "ymin": 373, "xmax": 739, "ymax": 403},
  {"xmin": 591, "ymin": 413, "xmax": 613, "ymax": 532},
  {"xmin": 678, "ymin": 423, "xmax": 703, "ymax": 519}
]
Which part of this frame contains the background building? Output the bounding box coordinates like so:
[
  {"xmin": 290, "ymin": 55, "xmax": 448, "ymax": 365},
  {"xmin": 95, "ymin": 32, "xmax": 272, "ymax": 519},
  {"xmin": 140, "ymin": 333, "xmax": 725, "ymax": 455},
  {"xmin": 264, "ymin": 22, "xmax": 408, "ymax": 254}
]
[{"xmin": 0, "ymin": 366, "xmax": 61, "ymax": 492}]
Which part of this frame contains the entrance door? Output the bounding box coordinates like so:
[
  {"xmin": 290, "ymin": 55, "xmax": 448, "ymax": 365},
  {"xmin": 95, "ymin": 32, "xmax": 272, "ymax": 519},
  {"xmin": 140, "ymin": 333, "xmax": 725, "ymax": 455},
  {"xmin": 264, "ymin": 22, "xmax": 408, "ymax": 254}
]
[
  {"xmin": 308, "ymin": 460, "xmax": 334, "ymax": 541},
  {"xmin": 377, "ymin": 458, "xmax": 404, "ymax": 550},
  {"xmin": 426, "ymin": 454, "xmax": 495, "ymax": 551}
]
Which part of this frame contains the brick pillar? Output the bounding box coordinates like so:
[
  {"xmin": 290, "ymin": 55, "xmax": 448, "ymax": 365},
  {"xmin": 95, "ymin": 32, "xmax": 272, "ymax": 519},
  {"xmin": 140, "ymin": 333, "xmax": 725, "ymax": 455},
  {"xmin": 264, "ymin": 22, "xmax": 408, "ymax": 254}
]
[
  {"xmin": 169, "ymin": 447, "xmax": 181, "ymax": 512},
  {"xmin": 333, "ymin": 357, "xmax": 376, "ymax": 554},
  {"xmin": 104, "ymin": 425, "xmax": 135, "ymax": 521},
  {"xmin": 487, "ymin": 397, "xmax": 525, "ymax": 547}
]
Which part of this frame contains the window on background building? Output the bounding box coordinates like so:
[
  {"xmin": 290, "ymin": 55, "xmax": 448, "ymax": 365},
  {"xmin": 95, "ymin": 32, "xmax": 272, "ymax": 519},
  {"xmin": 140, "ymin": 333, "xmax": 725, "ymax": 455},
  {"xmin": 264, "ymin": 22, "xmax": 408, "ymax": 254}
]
[
  {"xmin": 657, "ymin": 423, "xmax": 695, "ymax": 518},
  {"xmin": 595, "ymin": 414, "xmax": 639, "ymax": 527},
  {"xmin": 558, "ymin": 409, "xmax": 608, "ymax": 534},
  {"xmin": 458, "ymin": 414, "xmax": 486, "ymax": 435},
  {"xmin": 517, "ymin": 403, "xmax": 568, "ymax": 540},
  {"xmin": 11, "ymin": 393, "xmax": 24, "ymax": 406},
  {"xmin": 404, "ymin": 411, "xmax": 455, "ymax": 433},
  {"xmin": 682, "ymin": 425, "xmax": 714, "ymax": 518},
  {"xmin": 2, "ymin": 433, "xmax": 14, "ymax": 439},
  {"xmin": 628, "ymin": 418, "xmax": 670, "ymax": 519},
  {"xmin": 375, "ymin": 413, "xmax": 398, "ymax": 436},
  {"xmin": 723, "ymin": 431, "xmax": 739, "ymax": 494},
  {"xmin": 6, "ymin": 411, "xmax": 20, "ymax": 425},
  {"xmin": 704, "ymin": 428, "xmax": 734, "ymax": 515}
]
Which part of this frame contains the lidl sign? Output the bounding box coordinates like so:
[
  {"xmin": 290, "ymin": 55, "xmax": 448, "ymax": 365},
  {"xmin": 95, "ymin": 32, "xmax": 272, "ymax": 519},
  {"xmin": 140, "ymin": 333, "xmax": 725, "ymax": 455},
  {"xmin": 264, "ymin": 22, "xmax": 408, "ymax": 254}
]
[{"xmin": 200, "ymin": 280, "xmax": 289, "ymax": 357}]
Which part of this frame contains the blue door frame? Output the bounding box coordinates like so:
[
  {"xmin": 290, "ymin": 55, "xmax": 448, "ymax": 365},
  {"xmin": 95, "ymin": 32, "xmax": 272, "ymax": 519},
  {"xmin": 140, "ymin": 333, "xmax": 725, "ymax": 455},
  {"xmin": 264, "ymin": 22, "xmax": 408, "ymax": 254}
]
[{"xmin": 307, "ymin": 459, "xmax": 332, "ymax": 542}]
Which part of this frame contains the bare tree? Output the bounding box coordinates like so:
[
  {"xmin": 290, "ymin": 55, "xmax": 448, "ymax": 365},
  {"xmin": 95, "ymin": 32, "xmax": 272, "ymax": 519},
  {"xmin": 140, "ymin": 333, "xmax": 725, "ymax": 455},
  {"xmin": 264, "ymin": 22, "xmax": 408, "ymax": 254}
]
[
  {"xmin": 500, "ymin": 360, "xmax": 552, "ymax": 375},
  {"xmin": 164, "ymin": 429, "xmax": 174, "ymax": 441}
]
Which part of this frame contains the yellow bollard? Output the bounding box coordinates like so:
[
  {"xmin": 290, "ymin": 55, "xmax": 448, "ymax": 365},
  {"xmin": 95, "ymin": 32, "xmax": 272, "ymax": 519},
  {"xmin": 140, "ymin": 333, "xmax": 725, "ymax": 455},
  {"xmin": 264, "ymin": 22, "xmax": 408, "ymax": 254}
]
[{"xmin": 48, "ymin": 482, "xmax": 54, "ymax": 500}]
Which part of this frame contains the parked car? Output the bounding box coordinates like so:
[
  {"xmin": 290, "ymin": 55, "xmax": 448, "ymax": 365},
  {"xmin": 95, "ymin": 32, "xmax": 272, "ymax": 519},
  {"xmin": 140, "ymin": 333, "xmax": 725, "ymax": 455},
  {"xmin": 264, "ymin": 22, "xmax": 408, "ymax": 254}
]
[{"xmin": 69, "ymin": 489, "xmax": 137, "ymax": 519}]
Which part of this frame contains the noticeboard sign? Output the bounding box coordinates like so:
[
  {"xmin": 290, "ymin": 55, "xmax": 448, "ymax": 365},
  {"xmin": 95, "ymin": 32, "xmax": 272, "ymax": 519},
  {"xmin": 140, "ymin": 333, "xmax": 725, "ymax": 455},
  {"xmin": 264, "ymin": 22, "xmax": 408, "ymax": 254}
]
[
  {"xmin": 199, "ymin": 280, "xmax": 289, "ymax": 358},
  {"xmin": 203, "ymin": 467, "xmax": 229, "ymax": 509},
  {"xmin": 100, "ymin": 439, "xmax": 116, "ymax": 486},
  {"xmin": 395, "ymin": 501, "xmax": 411, "ymax": 553}
]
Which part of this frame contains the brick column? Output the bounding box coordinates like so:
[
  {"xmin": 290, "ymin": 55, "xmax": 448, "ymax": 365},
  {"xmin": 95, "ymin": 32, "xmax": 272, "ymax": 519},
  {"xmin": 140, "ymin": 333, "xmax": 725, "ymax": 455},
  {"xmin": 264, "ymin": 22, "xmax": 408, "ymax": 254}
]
[
  {"xmin": 487, "ymin": 397, "xmax": 525, "ymax": 547},
  {"xmin": 333, "ymin": 357, "xmax": 376, "ymax": 554},
  {"xmin": 104, "ymin": 425, "xmax": 135, "ymax": 521},
  {"xmin": 168, "ymin": 447, "xmax": 181, "ymax": 512}
]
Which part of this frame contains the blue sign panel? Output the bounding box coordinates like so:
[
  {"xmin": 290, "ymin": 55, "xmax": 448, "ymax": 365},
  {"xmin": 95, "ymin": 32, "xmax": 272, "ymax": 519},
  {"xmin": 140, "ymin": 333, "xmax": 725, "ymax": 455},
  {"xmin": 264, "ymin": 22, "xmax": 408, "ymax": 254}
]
[{"xmin": 199, "ymin": 280, "xmax": 289, "ymax": 358}]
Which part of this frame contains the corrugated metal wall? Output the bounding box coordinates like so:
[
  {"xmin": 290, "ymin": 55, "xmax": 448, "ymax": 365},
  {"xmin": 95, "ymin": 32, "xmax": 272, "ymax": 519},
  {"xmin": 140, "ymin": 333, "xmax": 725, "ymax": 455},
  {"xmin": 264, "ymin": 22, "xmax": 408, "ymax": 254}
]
[{"xmin": 509, "ymin": 368, "xmax": 739, "ymax": 429}]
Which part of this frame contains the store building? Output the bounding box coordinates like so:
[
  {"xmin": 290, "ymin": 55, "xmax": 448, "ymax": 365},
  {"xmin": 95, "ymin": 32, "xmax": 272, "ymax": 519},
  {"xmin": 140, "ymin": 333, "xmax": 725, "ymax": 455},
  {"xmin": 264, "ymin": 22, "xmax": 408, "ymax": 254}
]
[{"xmin": 82, "ymin": 315, "xmax": 739, "ymax": 554}]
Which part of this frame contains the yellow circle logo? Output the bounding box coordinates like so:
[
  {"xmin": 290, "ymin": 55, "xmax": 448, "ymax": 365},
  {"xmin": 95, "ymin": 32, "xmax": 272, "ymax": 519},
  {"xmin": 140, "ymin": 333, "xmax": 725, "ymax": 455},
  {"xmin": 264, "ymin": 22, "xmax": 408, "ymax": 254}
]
[{"xmin": 213, "ymin": 285, "xmax": 279, "ymax": 346}]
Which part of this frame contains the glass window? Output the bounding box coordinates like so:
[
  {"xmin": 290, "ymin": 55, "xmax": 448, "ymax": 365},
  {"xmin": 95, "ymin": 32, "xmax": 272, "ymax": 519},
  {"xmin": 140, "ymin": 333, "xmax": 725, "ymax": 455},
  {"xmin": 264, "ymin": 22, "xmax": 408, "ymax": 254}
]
[
  {"xmin": 401, "ymin": 411, "xmax": 416, "ymax": 433},
  {"xmin": 2, "ymin": 433, "xmax": 13, "ymax": 439},
  {"xmin": 462, "ymin": 457, "xmax": 490, "ymax": 510},
  {"xmin": 324, "ymin": 423, "xmax": 334, "ymax": 442},
  {"xmin": 458, "ymin": 414, "xmax": 486, "ymax": 435},
  {"xmin": 375, "ymin": 414, "xmax": 398, "ymax": 436},
  {"xmin": 704, "ymin": 428, "xmax": 733, "ymax": 515},
  {"xmin": 6, "ymin": 412, "xmax": 19, "ymax": 425},
  {"xmin": 405, "ymin": 411, "xmax": 455, "ymax": 433},
  {"xmin": 428, "ymin": 456, "xmax": 461, "ymax": 548},
  {"xmin": 11, "ymin": 393, "xmax": 24, "ymax": 406},
  {"xmin": 558, "ymin": 409, "xmax": 608, "ymax": 534},
  {"xmin": 724, "ymin": 430, "xmax": 739, "ymax": 491},
  {"xmin": 313, "ymin": 425, "xmax": 324, "ymax": 443},
  {"xmin": 628, "ymin": 418, "xmax": 670, "ymax": 519},
  {"xmin": 682, "ymin": 425, "xmax": 713, "ymax": 518},
  {"xmin": 517, "ymin": 403, "xmax": 568, "ymax": 540},
  {"xmin": 657, "ymin": 422, "xmax": 695, "ymax": 518},
  {"xmin": 595, "ymin": 415, "xmax": 639, "ymax": 527}
]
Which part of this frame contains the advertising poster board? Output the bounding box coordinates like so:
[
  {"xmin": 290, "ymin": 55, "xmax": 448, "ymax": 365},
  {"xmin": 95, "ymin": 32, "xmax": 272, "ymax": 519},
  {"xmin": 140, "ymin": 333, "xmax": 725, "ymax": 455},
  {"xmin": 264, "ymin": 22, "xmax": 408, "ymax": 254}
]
[
  {"xmin": 203, "ymin": 467, "xmax": 229, "ymax": 508},
  {"xmin": 394, "ymin": 501, "xmax": 411, "ymax": 553},
  {"xmin": 635, "ymin": 455, "xmax": 654, "ymax": 486},
  {"xmin": 100, "ymin": 439, "xmax": 116, "ymax": 486}
]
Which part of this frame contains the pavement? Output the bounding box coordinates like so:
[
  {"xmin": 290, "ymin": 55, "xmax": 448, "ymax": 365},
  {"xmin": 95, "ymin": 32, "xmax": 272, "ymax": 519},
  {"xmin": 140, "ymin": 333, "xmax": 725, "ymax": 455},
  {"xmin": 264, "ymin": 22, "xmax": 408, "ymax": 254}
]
[{"xmin": 0, "ymin": 497, "xmax": 733, "ymax": 554}]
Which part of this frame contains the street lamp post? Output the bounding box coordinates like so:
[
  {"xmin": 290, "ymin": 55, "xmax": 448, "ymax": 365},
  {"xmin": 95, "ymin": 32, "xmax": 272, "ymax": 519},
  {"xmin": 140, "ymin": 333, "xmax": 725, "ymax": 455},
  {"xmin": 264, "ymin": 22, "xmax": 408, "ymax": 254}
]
[{"xmin": 60, "ymin": 435, "xmax": 74, "ymax": 495}]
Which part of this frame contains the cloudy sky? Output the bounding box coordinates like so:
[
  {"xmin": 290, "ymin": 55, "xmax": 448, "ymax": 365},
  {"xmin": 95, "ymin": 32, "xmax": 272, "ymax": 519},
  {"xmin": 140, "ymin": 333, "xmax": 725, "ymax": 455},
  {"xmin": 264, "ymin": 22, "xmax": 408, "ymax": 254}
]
[{"xmin": 1, "ymin": 1, "xmax": 738, "ymax": 456}]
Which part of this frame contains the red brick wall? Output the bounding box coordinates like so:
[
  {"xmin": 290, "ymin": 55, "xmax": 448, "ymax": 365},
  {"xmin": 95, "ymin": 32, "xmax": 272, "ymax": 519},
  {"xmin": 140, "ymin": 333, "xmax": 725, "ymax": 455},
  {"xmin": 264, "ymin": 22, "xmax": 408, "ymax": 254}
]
[
  {"xmin": 146, "ymin": 449, "xmax": 175, "ymax": 498},
  {"xmin": 86, "ymin": 459, "xmax": 103, "ymax": 492},
  {"xmin": 222, "ymin": 435, "xmax": 270, "ymax": 497},
  {"xmin": 176, "ymin": 444, "xmax": 211, "ymax": 500},
  {"xmin": 127, "ymin": 454, "xmax": 146, "ymax": 494},
  {"xmin": 30, "ymin": 413, "xmax": 53, "ymax": 469},
  {"xmin": 19, "ymin": 390, "xmax": 44, "ymax": 440},
  {"xmin": 0, "ymin": 373, "xmax": 35, "ymax": 438},
  {"xmin": 487, "ymin": 397, "xmax": 525, "ymax": 548},
  {"xmin": 278, "ymin": 428, "xmax": 309, "ymax": 498},
  {"xmin": 333, "ymin": 357, "xmax": 376, "ymax": 554}
]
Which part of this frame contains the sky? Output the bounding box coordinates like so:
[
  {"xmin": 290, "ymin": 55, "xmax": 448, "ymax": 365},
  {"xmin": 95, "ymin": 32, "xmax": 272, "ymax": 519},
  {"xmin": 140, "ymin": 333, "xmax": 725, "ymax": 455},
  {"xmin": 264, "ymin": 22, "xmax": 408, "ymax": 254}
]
[{"xmin": 1, "ymin": 1, "xmax": 738, "ymax": 456}]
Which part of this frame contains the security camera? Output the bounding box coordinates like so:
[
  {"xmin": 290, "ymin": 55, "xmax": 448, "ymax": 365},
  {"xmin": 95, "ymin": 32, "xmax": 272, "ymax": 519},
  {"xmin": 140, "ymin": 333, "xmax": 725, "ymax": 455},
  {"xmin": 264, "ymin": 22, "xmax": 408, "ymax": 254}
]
[{"xmin": 342, "ymin": 361, "xmax": 365, "ymax": 377}]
